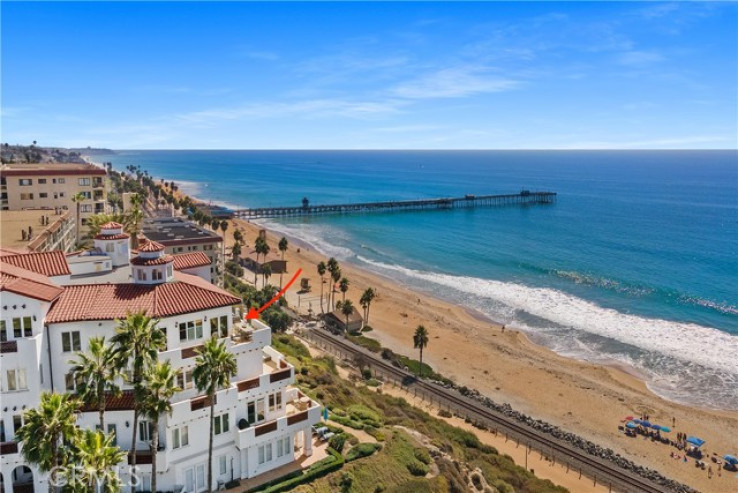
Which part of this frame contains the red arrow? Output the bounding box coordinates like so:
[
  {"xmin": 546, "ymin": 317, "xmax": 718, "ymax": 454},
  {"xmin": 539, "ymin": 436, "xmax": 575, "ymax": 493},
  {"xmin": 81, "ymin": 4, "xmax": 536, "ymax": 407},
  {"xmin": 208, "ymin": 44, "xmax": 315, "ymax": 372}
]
[{"xmin": 246, "ymin": 268, "xmax": 303, "ymax": 320}]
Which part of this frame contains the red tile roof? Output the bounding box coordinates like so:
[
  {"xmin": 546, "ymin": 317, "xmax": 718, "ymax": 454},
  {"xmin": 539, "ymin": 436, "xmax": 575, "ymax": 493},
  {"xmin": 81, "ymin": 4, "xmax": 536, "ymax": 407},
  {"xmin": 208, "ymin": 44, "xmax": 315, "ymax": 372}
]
[
  {"xmin": 46, "ymin": 271, "xmax": 240, "ymax": 323},
  {"xmin": 130, "ymin": 254, "xmax": 174, "ymax": 266},
  {"xmin": 173, "ymin": 252, "xmax": 211, "ymax": 270},
  {"xmin": 80, "ymin": 390, "xmax": 136, "ymax": 412},
  {"xmin": 101, "ymin": 222, "xmax": 123, "ymax": 229},
  {"xmin": 0, "ymin": 262, "xmax": 64, "ymax": 302},
  {"xmin": 0, "ymin": 250, "xmax": 71, "ymax": 277},
  {"xmin": 139, "ymin": 240, "xmax": 165, "ymax": 252}
]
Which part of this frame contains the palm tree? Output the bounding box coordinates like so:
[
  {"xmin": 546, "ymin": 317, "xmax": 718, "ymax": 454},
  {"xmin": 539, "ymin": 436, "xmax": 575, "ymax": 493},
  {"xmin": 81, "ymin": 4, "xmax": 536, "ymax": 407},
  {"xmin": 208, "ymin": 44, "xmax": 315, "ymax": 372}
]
[
  {"xmin": 140, "ymin": 361, "xmax": 181, "ymax": 493},
  {"xmin": 69, "ymin": 337, "xmax": 120, "ymax": 430},
  {"xmin": 231, "ymin": 241, "xmax": 242, "ymax": 261},
  {"xmin": 413, "ymin": 325, "xmax": 430, "ymax": 378},
  {"xmin": 233, "ymin": 229, "xmax": 243, "ymax": 243},
  {"xmin": 127, "ymin": 193, "xmax": 144, "ymax": 250},
  {"xmin": 339, "ymin": 277, "xmax": 350, "ymax": 303},
  {"xmin": 111, "ymin": 311, "xmax": 165, "ymax": 487},
  {"xmin": 359, "ymin": 288, "xmax": 376, "ymax": 329},
  {"xmin": 16, "ymin": 392, "xmax": 80, "ymax": 493},
  {"xmin": 330, "ymin": 267, "xmax": 342, "ymax": 311},
  {"xmin": 326, "ymin": 257, "xmax": 339, "ymax": 309},
  {"xmin": 193, "ymin": 338, "xmax": 237, "ymax": 493},
  {"xmin": 262, "ymin": 262, "xmax": 272, "ymax": 288},
  {"xmin": 341, "ymin": 300, "xmax": 355, "ymax": 335},
  {"xmin": 278, "ymin": 237, "xmax": 288, "ymax": 288},
  {"xmin": 71, "ymin": 192, "xmax": 87, "ymax": 246},
  {"xmin": 317, "ymin": 261, "xmax": 327, "ymax": 314},
  {"xmin": 72, "ymin": 429, "xmax": 126, "ymax": 493}
]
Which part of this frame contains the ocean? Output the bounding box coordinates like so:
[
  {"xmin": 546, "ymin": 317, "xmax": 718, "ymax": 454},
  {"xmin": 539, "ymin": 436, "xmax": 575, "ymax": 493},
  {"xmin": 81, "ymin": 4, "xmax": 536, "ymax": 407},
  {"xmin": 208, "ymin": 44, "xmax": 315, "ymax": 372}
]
[{"xmin": 97, "ymin": 150, "xmax": 738, "ymax": 410}]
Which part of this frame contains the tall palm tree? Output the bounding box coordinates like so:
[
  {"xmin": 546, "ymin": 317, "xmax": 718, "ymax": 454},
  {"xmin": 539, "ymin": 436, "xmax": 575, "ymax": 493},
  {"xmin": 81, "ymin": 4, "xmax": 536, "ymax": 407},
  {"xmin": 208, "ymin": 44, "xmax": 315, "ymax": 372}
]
[
  {"xmin": 127, "ymin": 193, "xmax": 144, "ymax": 250},
  {"xmin": 69, "ymin": 337, "xmax": 120, "ymax": 431},
  {"xmin": 339, "ymin": 277, "xmax": 350, "ymax": 303},
  {"xmin": 140, "ymin": 361, "xmax": 181, "ymax": 493},
  {"xmin": 16, "ymin": 392, "xmax": 80, "ymax": 493},
  {"xmin": 193, "ymin": 338, "xmax": 237, "ymax": 493},
  {"xmin": 71, "ymin": 429, "xmax": 126, "ymax": 493},
  {"xmin": 233, "ymin": 229, "xmax": 243, "ymax": 243},
  {"xmin": 317, "ymin": 261, "xmax": 327, "ymax": 314},
  {"xmin": 359, "ymin": 288, "xmax": 376, "ymax": 328},
  {"xmin": 231, "ymin": 241, "xmax": 242, "ymax": 261},
  {"xmin": 111, "ymin": 311, "xmax": 166, "ymax": 488},
  {"xmin": 71, "ymin": 192, "xmax": 87, "ymax": 246},
  {"xmin": 341, "ymin": 300, "xmax": 355, "ymax": 335},
  {"xmin": 330, "ymin": 267, "xmax": 342, "ymax": 311},
  {"xmin": 278, "ymin": 237, "xmax": 288, "ymax": 289},
  {"xmin": 262, "ymin": 263, "xmax": 272, "ymax": 288},
  {"xmin": 326, "ymin": 258, "xmax": 339, "ymax": 309},
  {"xmin": 413, "ymin": 325, "xmax": 430, "ymax": 379}
]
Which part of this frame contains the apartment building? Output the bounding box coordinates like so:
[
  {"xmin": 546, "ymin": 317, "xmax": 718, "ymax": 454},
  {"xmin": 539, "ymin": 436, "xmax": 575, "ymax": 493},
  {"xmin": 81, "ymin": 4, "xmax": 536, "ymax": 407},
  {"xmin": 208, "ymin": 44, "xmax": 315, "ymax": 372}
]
[
  {"xmin": 0, "ymin": 162, "xmax": 108, "ymax": 231},
  {"xmin": 0, "ymin": 231, "xmax": 320, "ymax": 493},
  {"xmin": 142, "ymin": 217, "xmax": 223, "ymax": 284},
  {"xmin": 0, "ymin": 209, "xmax": 76, "ymax": 254}
]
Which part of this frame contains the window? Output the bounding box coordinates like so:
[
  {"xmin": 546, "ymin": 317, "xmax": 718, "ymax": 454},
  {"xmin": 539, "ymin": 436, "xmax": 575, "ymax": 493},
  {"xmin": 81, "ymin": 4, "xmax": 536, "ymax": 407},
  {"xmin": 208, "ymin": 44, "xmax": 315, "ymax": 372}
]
[
  {"xmin": 65, "ymin": 372, "xmax": 80, "ymax": 391},
  {"xmin": 7, "ymin": 369, "xmax": 27, "ymax": 390},
  {"xmin": 13, "ymin": 415, "xmax": 23, "ymax": 433},
  {"xmin": 277, "ymin": 436, "xmax": 290, "ymax": 458},
  {"xmin": 62, "ymin": 331, "xmax": 81, "ymax": 352},
  {"xmin": 12, "ymin": 317, "xmax": 33, "ymax": 338},
  {"xmin": 137, "ymin": 269, "xmax": 147, "ymax": 281},
  {"xmin": 214, "ymin": 413, "xmax": 229, "ymax": 435},
  {"xmin": 105, "ymin": 243, "xmax": 114, "ymax": 253},
  {"xmin": 80, "ymin": 204, "xmax": 92, "ymax": 213},
  {"xmin": 139, "ymin": 421, "xmax": 154, "ymax": 442},
  {"xmin": 167, "ymin": 264, "xmax": 173, "ymax": 278},
  {"xmin": 177, "ymin": 369, "xmax": 195, "ymax": 390},
  {"xmin": 78, "ymin": 178, "xmax": 91, "ymax": 186},
  {"xmin": 268, "ymin": 392, "xmax": 282, "ymax": 412},
  {"xmin": 247, "ymin": 401, "xmax": 257, "ymax": 424},
  {"xmin": 59, "ymin": 192, "xmax": 66, "ymax": 198},
  {"xmin": 258, "ymin": 445, "xmax": 265, "ymax": 465},
  {"xmin": 219, "ymin": 455, "xmax": 227, "ymax": 475},
  {"xmin": 0, "ymin": 321, "xmax": 7, "ymax": 342},
  {"xmin": 108, "ymin": 424, "xmax": 117, "ymax": 446},
  {"xmin": 19, "ymin": 179, "xmax": 32, "ymax": 186},
  {"xmin": 37, "ymin": 178, "xmax": 47, "ymax": 184},
  {"xmin": 211, "ymin": 315, "xmax": 229, "ymax": 338},
  {"xmin": 172, "ymin": 425, "xmax": 189, "ymax": 449},
  {"xmin": 39, "ymin": 192, "xmax": 48, "ymax": 198},
  {"xmin": 0, "ymin": 420, "xmax": 5, "ymax": 442},
  {"xmin": 53, "ymin": 193, "xmax": 58, "ymax": 199},
  {"xmin": 266, "ymin": 443, "xmax": 272, "ymax": 461},
  {"xmin": 58, "ymin": 178, "xmax": 66, "ymax": 184},
  {"xmin": 20, "ymin": 193, "xmax": 34, "ymax": 200},
  {"xmin": 179, "ymin": 320, "xmax": 203, "ymax": 341},
  {"xmin": 80, "ymin": 191, "xmax": 92, "ymax": 199},
  {"xmin": 152, "ymin": 269, "xmax": 163, "ymax": 281}
]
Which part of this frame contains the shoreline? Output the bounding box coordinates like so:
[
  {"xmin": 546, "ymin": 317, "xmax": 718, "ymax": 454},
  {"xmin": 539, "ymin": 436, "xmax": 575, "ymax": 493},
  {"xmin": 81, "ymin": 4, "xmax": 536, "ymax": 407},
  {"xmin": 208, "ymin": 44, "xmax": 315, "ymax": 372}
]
[{"xmin": 98, "ymin": 160, "xmax": 737, "ymax": 491}]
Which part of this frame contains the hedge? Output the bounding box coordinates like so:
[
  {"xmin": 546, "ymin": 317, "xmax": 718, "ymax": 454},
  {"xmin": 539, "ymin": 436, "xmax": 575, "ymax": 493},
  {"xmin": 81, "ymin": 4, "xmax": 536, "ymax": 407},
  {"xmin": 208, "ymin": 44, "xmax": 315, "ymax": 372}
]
[
  {"xmin": 345, "ymin": 442, "xmax": 382, "ymax": 462},
  {"xmin": 250, "ymin": 447, "xmax": 344, "ymax": 493}
]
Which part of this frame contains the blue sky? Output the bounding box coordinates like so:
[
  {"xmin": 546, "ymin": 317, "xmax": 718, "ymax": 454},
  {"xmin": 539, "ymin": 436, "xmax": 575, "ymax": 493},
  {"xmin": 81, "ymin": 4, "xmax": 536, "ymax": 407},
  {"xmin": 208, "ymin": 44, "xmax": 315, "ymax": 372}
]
[{"xmin": 2, "ymin": 1, "xmax": 736, "ymax": 149}]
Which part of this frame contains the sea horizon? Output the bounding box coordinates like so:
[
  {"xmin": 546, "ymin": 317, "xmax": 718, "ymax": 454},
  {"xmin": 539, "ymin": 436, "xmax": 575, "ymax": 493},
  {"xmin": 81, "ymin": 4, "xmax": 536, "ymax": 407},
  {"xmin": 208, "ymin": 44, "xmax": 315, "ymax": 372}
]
[{"xmin": 96, "ymin": 149, "xmax": 738, "ymax": 410}]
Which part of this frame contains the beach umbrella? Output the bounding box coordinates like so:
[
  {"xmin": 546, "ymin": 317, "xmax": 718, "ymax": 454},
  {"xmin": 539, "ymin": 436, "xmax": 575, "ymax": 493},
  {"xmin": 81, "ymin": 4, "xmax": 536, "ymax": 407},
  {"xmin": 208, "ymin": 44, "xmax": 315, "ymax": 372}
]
[
  {"xmin": 650, "ymin": 424, "xmax": 661, "ymax": 430},
  {"xmin": 623, "ymin": 415, "xmax": 634, "ymax": 421},
  {"xmin": 631, "ymin": 418, "xmax": 642, "ymax": 424},
  {"xmin": 640, "ymin": 420, "xmax": 651, "ymax": 428},
  {"xmin": 723, "ymin": 455, "xmax": 738, "ymax": 466},
  {"xmin": 686, "ymin": 436, "xmax": 705, "ymax": 447},
  {"xmin": 625, "ymin": 422, "xmax": 638, "ymax": 429},
  {"xmin": 659, "ymin": 426, "xmax": 671, "ymax": 433}
]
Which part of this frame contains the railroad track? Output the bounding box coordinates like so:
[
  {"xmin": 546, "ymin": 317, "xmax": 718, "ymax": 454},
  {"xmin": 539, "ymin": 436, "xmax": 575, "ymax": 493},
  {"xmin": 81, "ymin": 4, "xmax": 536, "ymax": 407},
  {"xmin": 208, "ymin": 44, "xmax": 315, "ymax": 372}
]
[{"xmin": 304, "ymin": 328, "xmax": 675, "ymax": 493}]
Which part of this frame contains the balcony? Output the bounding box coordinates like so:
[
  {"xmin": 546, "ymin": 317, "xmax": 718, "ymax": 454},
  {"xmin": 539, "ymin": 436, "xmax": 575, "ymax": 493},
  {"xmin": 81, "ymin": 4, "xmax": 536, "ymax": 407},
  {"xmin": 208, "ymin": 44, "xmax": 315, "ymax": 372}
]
[
  {"xmin": 93, "ymin": 180, "xmax": 105, "ymax": 188},
  {"xmin": 236, "ymin": 390, "xmax": 320, "ymax": 449},
  {"xmin": 1, "ymin": 441, "xmax": 19, "ymax": 454},
  {"xmin": 0, "ymin": 340, "xmax": 18, "ymax": 353}
]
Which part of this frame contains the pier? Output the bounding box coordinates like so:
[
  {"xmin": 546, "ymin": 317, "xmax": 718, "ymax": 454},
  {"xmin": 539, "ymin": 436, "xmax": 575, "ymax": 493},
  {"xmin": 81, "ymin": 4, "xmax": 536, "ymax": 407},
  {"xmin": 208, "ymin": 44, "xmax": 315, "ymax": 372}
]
[{"xmin": 233, "ymin": 191, "xmax": 556, "ymax": 220}]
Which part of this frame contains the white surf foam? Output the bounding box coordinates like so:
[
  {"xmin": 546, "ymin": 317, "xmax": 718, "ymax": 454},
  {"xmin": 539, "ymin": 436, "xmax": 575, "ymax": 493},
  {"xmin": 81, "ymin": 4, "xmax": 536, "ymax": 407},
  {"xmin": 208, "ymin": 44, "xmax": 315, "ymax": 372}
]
[{"xmin": 355, "ymin": 256, "xmax": 738, "ymax": 377}]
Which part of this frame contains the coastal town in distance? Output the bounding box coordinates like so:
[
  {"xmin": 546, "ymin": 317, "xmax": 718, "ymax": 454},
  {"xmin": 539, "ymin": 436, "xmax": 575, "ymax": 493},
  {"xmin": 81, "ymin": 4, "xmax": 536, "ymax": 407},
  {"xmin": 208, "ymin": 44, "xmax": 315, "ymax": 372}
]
[{"xmin": 2, "ymin": 2, "xmax": 736, "ymax": 493}]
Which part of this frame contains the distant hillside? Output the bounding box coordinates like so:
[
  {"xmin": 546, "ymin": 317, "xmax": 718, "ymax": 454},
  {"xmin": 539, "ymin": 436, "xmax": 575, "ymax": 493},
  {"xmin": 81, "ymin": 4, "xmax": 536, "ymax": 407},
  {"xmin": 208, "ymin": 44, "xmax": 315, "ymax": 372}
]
[{"xmin": 0, "ymin": 144, "xmax": 114, "ymax": 164}]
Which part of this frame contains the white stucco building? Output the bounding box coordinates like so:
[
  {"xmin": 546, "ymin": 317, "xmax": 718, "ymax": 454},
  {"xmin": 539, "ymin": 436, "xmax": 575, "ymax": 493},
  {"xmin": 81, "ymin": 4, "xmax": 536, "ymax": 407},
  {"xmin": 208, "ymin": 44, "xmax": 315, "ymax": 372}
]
[{"xmin": 0, "ymin": 238, "xmax": 320, "ymax": 492}]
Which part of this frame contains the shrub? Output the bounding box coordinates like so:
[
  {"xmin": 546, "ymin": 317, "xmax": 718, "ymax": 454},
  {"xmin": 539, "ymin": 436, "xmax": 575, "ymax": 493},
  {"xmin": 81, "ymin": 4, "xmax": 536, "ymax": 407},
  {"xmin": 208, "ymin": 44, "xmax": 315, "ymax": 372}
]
[
  {"xmin": 364, "ymin": 425, "xmax": 386, "ymax": 442},
  {"xmin": 406, "ymin": 460, "xmax": 430, "ymax": 477},
  {"xmin": 329, "ymin": 433, "xmax": 347, "ymax": 453},
  {"xmin": 437, "ymin": 409, "xmax": 452, "ymax": 418},
  {"xmin": 256, "ymin": 448, "xmax": 344, "ymax": 492},
  {"xmin": 345, "ymin": 442, "xmax": 382, "ymax": 462},
  {"xmin": 362, "ymin": 325, "xmax": 373, "ymax": 332},
  {"xmin": 366, "ymin": 378, "xmax": 382, "ymax": 387},
  {"xmin": 413, "ymin": 447, "xmax": 432, "ymax": 465},
  {"xmin": 362, "ymin": 367, "xmax": 373, "ymax": 380}
]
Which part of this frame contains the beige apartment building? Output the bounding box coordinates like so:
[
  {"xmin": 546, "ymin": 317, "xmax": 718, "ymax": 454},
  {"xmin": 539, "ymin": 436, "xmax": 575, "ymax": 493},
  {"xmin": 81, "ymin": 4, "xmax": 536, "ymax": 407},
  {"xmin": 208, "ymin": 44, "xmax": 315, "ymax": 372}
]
[
  {"xmin": 0, "ymin": 208, "xmax": 76, "ymax": 253},
  {"xmin": 0, "ymin": 162, "xmax": 108, "ymax": 232}
]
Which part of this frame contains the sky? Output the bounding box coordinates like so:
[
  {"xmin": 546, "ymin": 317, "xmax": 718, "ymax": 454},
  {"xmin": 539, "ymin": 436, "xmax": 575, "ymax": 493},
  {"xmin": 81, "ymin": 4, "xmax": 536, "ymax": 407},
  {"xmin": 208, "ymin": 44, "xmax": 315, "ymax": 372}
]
[{"xmin": 2, "ymin": 1, "xmax": 736, "ymax": 150}]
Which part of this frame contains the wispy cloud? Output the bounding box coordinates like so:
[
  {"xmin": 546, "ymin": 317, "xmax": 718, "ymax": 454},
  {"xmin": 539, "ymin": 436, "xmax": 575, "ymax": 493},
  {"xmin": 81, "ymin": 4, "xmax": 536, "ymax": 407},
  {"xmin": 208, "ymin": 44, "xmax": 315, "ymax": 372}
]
[
  {"xmin": 555, "ymin": 135, "xmax": 733, "ymax": 150},
  {"xmin": 392, "ymin": 65, "xmax": 519, "ymax": 99}
]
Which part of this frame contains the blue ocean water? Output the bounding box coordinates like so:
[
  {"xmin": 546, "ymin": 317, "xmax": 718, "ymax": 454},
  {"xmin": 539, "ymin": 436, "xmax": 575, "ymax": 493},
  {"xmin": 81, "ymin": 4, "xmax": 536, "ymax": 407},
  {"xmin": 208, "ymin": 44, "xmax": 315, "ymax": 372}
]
[{"xmin": 98, "ymin": 150, "xmax": 738, "ymax": 409}]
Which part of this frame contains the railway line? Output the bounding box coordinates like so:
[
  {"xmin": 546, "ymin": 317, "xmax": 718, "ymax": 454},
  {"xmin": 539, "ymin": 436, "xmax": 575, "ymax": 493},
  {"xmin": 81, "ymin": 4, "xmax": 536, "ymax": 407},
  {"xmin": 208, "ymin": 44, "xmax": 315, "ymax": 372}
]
[{"xmin": 304, "ymin": 328, "xmax": 680, "ymax": 493}]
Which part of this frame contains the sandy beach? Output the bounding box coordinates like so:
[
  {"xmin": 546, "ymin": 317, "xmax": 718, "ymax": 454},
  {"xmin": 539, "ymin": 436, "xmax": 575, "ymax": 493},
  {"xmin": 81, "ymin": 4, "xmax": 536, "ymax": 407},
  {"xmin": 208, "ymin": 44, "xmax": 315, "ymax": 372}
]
[{"xmin": 221, "ymin": 215, "xmax": 738, "ymax": 492}]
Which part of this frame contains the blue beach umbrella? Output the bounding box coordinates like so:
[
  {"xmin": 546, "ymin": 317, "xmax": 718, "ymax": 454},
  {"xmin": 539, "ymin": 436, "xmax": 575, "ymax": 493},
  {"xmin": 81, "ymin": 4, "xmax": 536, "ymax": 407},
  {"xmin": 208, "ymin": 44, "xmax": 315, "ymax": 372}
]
[
  {"xmin": 686, "ymin": 436, "xmax": 705, "ymax": 447},
  {"xmin": 625, "ymin": 422, "xmax": 638, "ymax": 429},
  {"xmin": 723, "ymin": 455, "xmax": 738, "ymax": 466},
  {"xmin": 650, "ymin": 424, "xmax": 661, "ymax": 430},
  {"xmin": 631, "ymin": 418, "xmax": 642, "ymax": 424},
  {"xmin": 659, "ymin": 426, "xmax": 671, "ymax": 433},
  {"xmin": 640, "ymin": 421, "xmax": 651, "ymax": 428}
]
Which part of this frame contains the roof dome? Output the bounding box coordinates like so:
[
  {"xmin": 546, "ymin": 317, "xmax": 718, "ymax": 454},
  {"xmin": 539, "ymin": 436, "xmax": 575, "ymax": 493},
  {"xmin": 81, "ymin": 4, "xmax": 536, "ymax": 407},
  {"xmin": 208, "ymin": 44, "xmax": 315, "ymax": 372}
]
[
  {"xmin": 101, "ymin": 221, "xmax": 124, "ymax": 229},
  {"xmin": 139, "ymin": 240, "xmax": 166, "ymax": 252}
]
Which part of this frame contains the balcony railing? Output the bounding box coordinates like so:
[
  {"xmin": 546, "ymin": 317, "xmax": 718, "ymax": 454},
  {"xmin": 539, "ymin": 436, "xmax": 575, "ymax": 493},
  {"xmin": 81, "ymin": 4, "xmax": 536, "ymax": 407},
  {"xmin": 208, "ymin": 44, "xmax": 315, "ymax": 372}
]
[
  {"xmin": 1, "ymin": 441, "xmax": 19, "ymax": 454},
  {"xmin": 254, "ymin": 420, "xmax": 278, "ymax": 437},
  {"xmin": 0, "ymin": 340, "xmax": 18, "ymax": 353}
]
